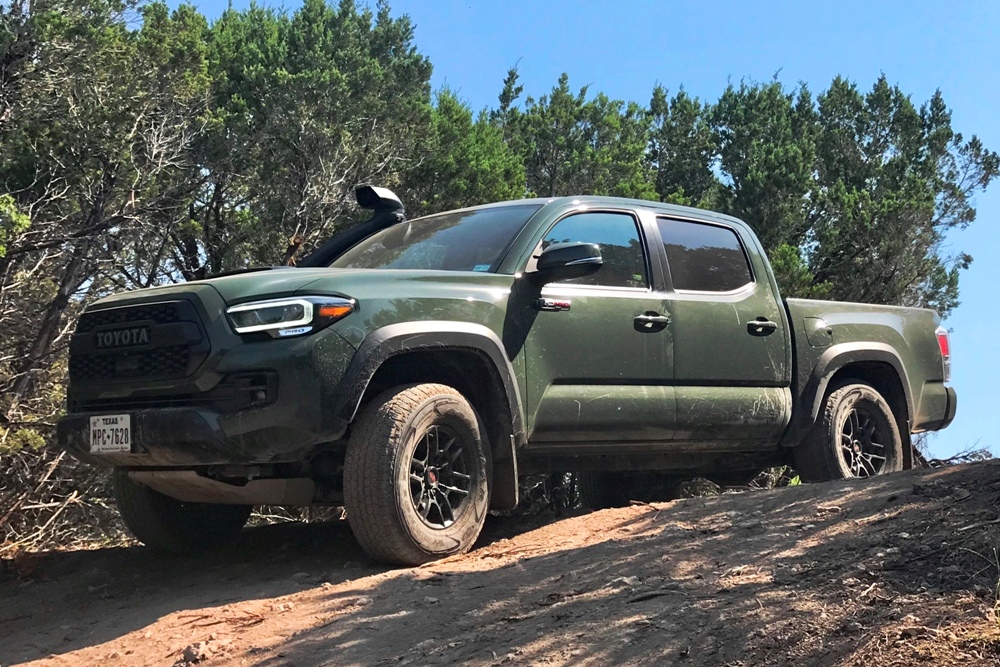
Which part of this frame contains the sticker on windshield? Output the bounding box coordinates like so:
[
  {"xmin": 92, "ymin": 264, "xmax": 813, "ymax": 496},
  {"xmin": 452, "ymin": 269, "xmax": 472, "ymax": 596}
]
[{"xmin": 473, "ymin": 264, "xmax": 491, "ymax": 272}]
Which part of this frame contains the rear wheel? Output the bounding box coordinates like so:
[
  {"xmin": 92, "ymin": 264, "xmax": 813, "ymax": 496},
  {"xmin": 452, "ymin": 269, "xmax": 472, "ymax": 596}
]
[
  {"xmin": 112, "ymin": 469, "xmax": 251, "ymax": 552},
  {"xmin": 344, "ymin": 383, "xmax": 490, "ymax": 566},
  {"xmin": 794, "ymin": 383, "xmax": 903, "ymax": 482}
]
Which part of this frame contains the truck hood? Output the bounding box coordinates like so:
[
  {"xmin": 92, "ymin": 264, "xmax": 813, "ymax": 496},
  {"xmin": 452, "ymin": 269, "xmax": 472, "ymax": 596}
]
[
  {"xmin": 91, "ymin": 267, "xmax": 515, "ymax": 308},
  {"xmin": 198, "ymin": 267, "xmax": 365, "ymax": 304},
  {"xmin": 206, "ymin": 268, "xmax": 516, "ymax": 304}
]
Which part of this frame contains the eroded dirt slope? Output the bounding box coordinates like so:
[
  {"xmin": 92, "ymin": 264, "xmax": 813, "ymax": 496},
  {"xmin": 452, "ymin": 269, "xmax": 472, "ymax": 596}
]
[{"xmin": 4, "ymin": 462, "xmax": 1000, "ymax": 667}]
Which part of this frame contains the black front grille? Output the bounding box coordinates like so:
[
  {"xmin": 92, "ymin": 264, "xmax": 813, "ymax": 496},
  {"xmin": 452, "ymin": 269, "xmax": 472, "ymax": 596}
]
[
  {"xmin": 69, "ymin": 300, "xmax": 208, "ymax": 384},
  {"xmin": 76, "ymin": 302, "xmax": 180, "ymax": 333},
  {"xmin": 69, "ymin": 344, "xmax": 193, "ymax": 381}
]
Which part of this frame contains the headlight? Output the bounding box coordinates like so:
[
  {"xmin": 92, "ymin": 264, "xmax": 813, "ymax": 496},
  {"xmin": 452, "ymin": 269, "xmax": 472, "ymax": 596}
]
[{"xmin": 226, "ymin": 296, "xmax": 355, "ymax": 337}]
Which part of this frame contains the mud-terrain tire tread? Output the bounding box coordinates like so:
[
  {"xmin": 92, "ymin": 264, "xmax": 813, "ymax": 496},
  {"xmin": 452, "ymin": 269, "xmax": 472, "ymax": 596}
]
[
  {"xmin": 344, "ymin": 383, "xmax": 490, "ymax": 566},
  {"xmin": 794, "ymin": 382, "xmax": 903, "ymax": 483},
  {"xmin": 577, "ymin": 471, "xmax": 632, "ymax": 510},
  {"xmin": 112, "ymin": 469, "xmax": 251, "ymax": 552}
]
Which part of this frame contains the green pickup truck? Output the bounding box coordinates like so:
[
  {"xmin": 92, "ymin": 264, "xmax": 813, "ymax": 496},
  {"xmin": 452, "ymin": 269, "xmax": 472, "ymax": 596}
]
[{"xmin": 58, "ymin": 187, "xmax": 956, "ymax": 565}]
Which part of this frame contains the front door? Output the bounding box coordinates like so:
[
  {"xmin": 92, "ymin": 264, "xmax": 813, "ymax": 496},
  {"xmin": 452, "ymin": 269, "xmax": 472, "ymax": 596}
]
[{"xmin": 517, "ymin": 210, "xmax": 675, "ymax": 445}]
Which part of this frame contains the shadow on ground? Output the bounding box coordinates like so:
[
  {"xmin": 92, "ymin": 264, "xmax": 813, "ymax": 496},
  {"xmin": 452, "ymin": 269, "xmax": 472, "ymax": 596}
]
[
  {"xmin": 245, "ymin": 464, "xmax": 1000, "ymax": 667},
  {"xmin": 4, "ymin": 463, "xmax": 1000, "ymax": 667}
]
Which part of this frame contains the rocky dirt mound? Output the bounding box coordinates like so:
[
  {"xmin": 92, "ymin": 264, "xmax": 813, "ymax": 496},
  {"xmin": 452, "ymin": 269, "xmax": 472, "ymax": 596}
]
[{"xmin": 3, "ymin": 461, "xmax": 1000, "ymax": 667}]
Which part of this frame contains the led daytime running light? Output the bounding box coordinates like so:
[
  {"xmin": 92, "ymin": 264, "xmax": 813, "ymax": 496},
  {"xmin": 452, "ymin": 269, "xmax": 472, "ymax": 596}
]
[{"xmin": 226, "ymin": 297, "xmax": 354, "ymax": 335}]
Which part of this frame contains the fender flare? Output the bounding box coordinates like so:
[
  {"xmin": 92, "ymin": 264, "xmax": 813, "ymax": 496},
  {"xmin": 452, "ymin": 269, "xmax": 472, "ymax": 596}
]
[
  {"xmin": 788, "ymin": 342, "xmax": 915, "ymax": 447},
  {"xmin": 333, "ymin": 321, "xmax": 526, "ymax": 509}
]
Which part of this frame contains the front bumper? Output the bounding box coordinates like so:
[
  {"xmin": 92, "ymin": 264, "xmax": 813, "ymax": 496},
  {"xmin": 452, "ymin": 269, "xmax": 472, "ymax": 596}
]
[
  {"xmin": 61, "ymin": 408, "xmax": 240, "ymax": 467},
  {"xmin": 59, "ymin": 292, "xmax": 360, "ymax": 468},
  {"xmin": 57, "ymin": 400, "xmax": 353, "ymax": 467}
]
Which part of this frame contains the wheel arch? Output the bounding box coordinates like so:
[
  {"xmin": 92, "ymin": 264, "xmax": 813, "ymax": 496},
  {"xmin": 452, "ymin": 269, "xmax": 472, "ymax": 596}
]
[
  {"xmin": 793, "ymin": 343, "xmax": 914, "ymax": 469},
  {"xmin": 334, "ymin": 321, "xmax": 525, "ymax": 510}
]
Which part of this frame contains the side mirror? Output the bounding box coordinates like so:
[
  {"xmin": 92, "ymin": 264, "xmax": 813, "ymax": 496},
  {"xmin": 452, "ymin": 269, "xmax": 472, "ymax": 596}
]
[{"xmin": 530, "ymin": 242, "xmax": 603, "ymax": 284}]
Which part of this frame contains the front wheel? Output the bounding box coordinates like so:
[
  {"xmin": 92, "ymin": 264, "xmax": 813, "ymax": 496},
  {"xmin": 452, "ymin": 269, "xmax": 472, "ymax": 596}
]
[
  {"xmin": 112, "ymin": 469, "xmax": 251, "ymax": 552},
  {"xmin": 344, "ymin": 383, "xmax": 490, "ymax": 566},
  {"xmin": 793, "ymin": 383, "xmax": 904, "ymax": 482}
]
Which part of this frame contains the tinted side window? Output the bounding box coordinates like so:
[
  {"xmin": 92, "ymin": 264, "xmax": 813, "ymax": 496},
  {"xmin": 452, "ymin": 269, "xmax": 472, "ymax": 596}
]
[
  {"xmin": 541, "ymin": 212, "xmax": 648, "ymax": 288},
  {"xmin": 658, "ymin": 219, "xmax": 752, "ymax": 292}
]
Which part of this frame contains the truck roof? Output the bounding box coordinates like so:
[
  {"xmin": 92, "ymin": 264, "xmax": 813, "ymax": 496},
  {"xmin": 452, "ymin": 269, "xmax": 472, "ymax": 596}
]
[{"xmin": 422, "ymin": 195, "xmax": 752, "ymax": 231}]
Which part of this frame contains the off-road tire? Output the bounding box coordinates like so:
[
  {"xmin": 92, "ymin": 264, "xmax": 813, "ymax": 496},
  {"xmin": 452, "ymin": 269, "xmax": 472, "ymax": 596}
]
[
  {"xmin": 112, "ymin": 469, "xmax": 251, "ymax": 552},
  {"xmin": 794, "ymin": 383, "xmax": 903, "ymax": 482},
  {"xmin": 577, "ymin": 471, "xmax": 632, "ymax": 509},
  {"xmin": 344, "ymin": 383, "xmax": 490, "ymax": 566}
]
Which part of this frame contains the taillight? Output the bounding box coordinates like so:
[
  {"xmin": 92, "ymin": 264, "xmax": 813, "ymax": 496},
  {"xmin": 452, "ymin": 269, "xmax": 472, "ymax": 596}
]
[{"xmin": 935, "ymin": 326, "xmax": 951, "ymax": 382}]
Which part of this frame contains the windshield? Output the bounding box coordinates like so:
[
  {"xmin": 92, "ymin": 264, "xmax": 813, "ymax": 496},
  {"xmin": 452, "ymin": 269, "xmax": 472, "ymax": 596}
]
[{"xmin": 330, "ymin": 203, "xmax": 543, "ymax": 272}]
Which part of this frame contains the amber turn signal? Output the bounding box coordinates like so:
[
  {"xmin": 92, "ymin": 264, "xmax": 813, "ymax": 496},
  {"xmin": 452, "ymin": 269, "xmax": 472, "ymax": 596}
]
[{"xmin": 318, "ymin": 304, "xmax": 354, "ymax": 319}]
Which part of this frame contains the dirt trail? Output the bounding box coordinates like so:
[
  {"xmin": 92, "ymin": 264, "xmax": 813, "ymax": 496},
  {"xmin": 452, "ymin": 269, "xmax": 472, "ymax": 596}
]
[{"xmin": 4, "ymin": 462, "xmax": 1000, "ymax": 667}]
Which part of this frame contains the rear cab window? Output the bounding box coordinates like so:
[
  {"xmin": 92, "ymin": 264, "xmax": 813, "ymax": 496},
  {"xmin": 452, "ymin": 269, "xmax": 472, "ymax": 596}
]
[{"xmin": 656, "ymin": 218, "xmax": 753, "ymax": 292}]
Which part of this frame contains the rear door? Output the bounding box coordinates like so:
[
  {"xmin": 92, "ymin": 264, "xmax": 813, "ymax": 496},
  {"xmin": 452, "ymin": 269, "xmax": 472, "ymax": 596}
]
[{"xmin": 653, "ymin": 216, "xmax": 791, "ymax": 444}]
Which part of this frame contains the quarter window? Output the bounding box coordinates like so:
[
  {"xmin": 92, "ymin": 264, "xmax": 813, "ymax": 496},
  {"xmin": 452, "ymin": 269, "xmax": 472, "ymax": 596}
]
[
  {"xmin": 541, "ymin": 212, "xmax": 648, "ymax": 288},
  {"xmin": 658, "ymin": 218, "xmax": 753, "ymax": 292}
]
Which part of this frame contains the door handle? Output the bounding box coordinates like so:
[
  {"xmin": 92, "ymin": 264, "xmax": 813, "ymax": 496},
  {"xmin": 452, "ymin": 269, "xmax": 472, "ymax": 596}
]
[
  {"xmin": 634, "ymin": 312, "xmax": 670, "ymax": 333},
  {"xmin": 747, "ymin": 318, "xmax": 778, "ymax": 336}
]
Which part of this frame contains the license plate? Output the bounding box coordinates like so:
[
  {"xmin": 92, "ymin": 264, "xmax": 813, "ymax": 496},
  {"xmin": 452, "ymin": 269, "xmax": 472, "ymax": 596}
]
[{"xmin": 89, "ymin": 414, "xmax": 132, "ymax": 454}]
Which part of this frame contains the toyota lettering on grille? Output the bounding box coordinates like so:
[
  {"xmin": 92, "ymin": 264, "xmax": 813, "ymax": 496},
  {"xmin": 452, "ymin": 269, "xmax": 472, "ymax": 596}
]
[{"xmin": 95, "ymin": 327, "xmax": 151, "ymax": 349}]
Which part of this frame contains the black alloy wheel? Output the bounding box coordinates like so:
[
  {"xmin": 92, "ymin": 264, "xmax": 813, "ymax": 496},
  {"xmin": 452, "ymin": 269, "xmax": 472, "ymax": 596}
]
[
  {"xmin": 794, "ymin": 382, "xmax": 904, "ymax": 483},
  {"xmin": 409, "ymin": 424, "xmax": 475, "ymax": 528},
  {"xmin": 344, "ymin": 383, "xmax": 490, "ymax": 565},
  {"xmin": 838, "ymin": 404, "xmax": 888, "ymax": 477}
]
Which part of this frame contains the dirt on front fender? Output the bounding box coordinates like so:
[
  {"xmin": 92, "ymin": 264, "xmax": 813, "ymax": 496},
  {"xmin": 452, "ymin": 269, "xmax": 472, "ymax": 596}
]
[{"xmin": 4, "ymin": 461, "xmax": 1000, "ymax": 667}]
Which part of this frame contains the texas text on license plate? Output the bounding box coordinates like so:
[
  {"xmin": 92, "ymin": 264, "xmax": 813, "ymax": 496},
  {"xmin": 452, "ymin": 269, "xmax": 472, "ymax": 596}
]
[{"xmin": 89, "ymin": 414, "xmax": 132, "ymax": 454}]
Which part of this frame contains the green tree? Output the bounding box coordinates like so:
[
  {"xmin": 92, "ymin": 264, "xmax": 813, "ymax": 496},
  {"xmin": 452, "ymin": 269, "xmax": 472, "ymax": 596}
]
[
  {"xmin": 403, "ymin": 89, "xmax": 525, "ymax": 217},
  {"xmin": 0, "ymin": 0, "xmax": 33, "ymax": 132},
  {"xmin": 169, "ymin": 1, "xmax": 288, "ymax": 279},
  {"xmin": 517, "ymin": 73, "xmax": 654, "ymax": 199},
  {"xmin": 0, "ymin": 0, "xmax": 209, "ymax": 412},
  {"xmin": 767, "ymin": 243, "xmax": 831, "ymax": 300},
  {"xmin": 648, "ymin": 85, "xmax": 719, "ymax": 206},
  {"xmin": 490, "ymin": 65, "xmax": 526, "ymax": 152},
  {"xmin": 807, "ymin": 76, "xmax": 999, "ymax": 315},
  {"xmin": 254, "ymin": 0, "xmax": 432, "ymax": 265},
  {"xmin": 0, "ymin": 194, "xmax": 28, "ymax": 258},
  {"xmin": 711, "ymin": 79, "xmax": 818, "ymax": 250},
  {"xmin": 586, "ymin": 93, "xmax": 655, "ymax": 199},
  {"xmin": 169, "ymin": 0, "xmax": 434, "ymax": 276}
]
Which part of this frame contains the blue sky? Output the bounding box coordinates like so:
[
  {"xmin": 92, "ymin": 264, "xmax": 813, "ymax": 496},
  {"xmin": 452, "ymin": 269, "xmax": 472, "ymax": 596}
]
[{"xmin": 190, "ymin": 0, "xmax": 999, "ymax": 458}]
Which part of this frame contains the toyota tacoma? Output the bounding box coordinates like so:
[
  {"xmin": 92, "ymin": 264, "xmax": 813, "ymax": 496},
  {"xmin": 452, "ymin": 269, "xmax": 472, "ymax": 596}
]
[{"xmin": 57, "ymin": 186, "xmax": 957, "ymax": 565}]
